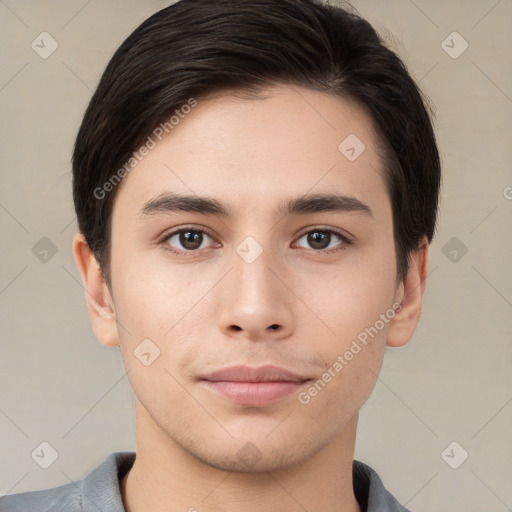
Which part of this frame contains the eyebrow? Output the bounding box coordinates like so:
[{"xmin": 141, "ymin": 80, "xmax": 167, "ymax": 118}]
[{"xmin": 139, "ymin": 192, "xmax": 372, "ymax": 219}]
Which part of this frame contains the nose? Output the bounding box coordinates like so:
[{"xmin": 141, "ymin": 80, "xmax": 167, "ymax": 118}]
[{"xmin": 217, "ymin": 243, "xmax": 295, "ymax": 342}]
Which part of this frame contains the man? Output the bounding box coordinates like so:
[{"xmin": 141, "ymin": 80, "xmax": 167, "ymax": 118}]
[{"xmin": 2, "ymin": 0, "xmax": 440, "ymax": 510}]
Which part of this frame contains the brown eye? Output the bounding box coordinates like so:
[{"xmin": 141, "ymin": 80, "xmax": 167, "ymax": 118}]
[
  {"xmin": 307, "ymin": 231, "xmax": 331, "ymax": 250},
  {"xmin": 164, "ymin": 229, "xmax": 214, "ymax": 252},
  {"xmin": 295, "ymin": 228, "xmax": 349, "ymax": 252}
]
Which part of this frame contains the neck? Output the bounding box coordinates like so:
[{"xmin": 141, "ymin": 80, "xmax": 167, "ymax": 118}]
[{"xmin": 121, "ymin": 400, "xmax": 362, "ymax": 512}]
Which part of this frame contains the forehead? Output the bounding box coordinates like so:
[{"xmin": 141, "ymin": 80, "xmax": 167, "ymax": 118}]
[{"xmin": 112, "ymin": 84, "xmax": 388, "ymax": 217}]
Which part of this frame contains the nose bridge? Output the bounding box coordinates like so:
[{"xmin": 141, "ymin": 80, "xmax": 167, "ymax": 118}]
[{"xmin": 232, "ymin": 233, "xmax": 280, "ymax": 305}]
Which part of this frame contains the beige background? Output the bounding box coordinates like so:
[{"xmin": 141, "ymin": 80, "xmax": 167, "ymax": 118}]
[{"xmin": 1, "ymin": 1, "xmax": 511, "ymax": 510}]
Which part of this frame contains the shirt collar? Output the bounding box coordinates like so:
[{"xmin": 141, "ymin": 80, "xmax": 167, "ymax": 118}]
[{"xmin": 80, "ymin": 451, "xmax": 410, "ymax": 512}]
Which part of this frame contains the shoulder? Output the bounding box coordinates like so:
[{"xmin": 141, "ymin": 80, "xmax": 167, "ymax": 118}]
[
  {"xmin": 0, "ymin": 451, "xmax": 136, "ymax": 512},
  {"xmin": 353, "ymin": 459, "xmax": 413, "ymax": 512},
  {"xmin": 0, "ymin": 481, "xmax": 82, "ymax": 512}
]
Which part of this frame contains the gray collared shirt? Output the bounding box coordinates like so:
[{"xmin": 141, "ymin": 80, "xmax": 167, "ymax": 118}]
[{"xmin": 1, "ymin": 452, "xmax": 412, "ymax": 511}]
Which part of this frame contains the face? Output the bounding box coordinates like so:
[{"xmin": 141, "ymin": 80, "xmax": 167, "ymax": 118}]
[{"xmin": 107, "ymin": 84, "xmax": 403, "ymax": 472}]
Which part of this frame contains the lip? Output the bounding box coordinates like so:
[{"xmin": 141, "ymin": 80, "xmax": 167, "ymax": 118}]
[
  {"xmin": 201, "ymin": 364, "xmax": 308, "ymax": 383},
  {"xmin": 199, "ymin": 365, "xmax": 311, "ymax": 406}
]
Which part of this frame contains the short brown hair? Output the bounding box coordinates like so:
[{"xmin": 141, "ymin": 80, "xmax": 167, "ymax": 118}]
[{"xmin": 72, "ymin": 0, "xmax": 441, "ymax": 287}]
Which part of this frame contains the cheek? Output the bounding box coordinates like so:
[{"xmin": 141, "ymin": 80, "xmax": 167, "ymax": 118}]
[
  {"xmin": 111, "ymin": 245, "xmax": 200, "ymax": 335},
  {"xmin": 111, "ymin": 268, "xmax": 203, "ymax": 416},
  {"xmin": 293, "ymin": 343, "xmax": 385, "ymax": 443},
  {"xmin": 303, "ymin": 255, "xmax": 397, "ymax": 342},
  {"xmin": 297, "ymin": 316, "xmax": 387, "ymax": 430},
  {"xmin": 295, "ymin": 248, "xmax": 396, "ymax": 409},
  {"xmin": 111, "ymin": 256, "xmax": 215, "ymax": 382}
]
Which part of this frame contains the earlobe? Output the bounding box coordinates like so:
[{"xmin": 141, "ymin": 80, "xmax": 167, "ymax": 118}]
[
  {"xmin": 72, "ymin": 232, "xmax": 120, "ymax": 348},
  {"xmin": 386, "ymin": 236, "xmax": 429, "ymax": 348}
]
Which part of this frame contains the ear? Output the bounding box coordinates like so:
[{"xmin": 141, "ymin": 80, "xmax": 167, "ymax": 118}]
[
  {"xmin": 72, "ymin": 232, "xmax": 120, "ymax": 348},
  {"xmin": 386, "ymin": 236, "xmax": 429, "ymax": 347}
]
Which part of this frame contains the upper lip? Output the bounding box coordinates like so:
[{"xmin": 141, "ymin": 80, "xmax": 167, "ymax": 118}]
[{"xmin": 201, "ymin": 365, "xmax": 310, "ymax": 383}]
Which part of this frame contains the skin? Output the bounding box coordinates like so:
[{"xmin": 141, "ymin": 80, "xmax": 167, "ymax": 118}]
[{"xmin": 73, "ymin": 84, "xmax": 428, "ymax": 512}]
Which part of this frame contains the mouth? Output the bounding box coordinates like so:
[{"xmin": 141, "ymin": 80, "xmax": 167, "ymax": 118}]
[{"xmin": 199, "ymin": 364, "xmax": 312, "ymax": 407}]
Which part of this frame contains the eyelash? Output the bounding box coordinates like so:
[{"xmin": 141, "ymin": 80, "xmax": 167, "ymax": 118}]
[{"xmin": 158, "ymin": 225, "xmax": 353, "ymax": 257}]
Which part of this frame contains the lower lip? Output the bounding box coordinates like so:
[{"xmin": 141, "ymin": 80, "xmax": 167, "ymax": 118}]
[{"xmin": 201, "ymin": 380, "xmax": 309, "ymax": 406}]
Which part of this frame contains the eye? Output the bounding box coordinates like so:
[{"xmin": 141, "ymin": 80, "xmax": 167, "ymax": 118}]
[
  {"xmin": 294, "ymin": 228, "xmax": 351, "ymax": 253},
  {"xmin": 159, "ymin": 226, "xmax": 352, "ymax": 256},
  {"xmin": 161, "ymin": 227, "xmax": 217, "ymax": 254}
]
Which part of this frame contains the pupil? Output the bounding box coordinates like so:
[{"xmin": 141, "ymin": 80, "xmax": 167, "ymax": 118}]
[
  {"xmin": 181, "ymin": 231, "xmax": 202, "ymax": 249},
  {"xmin": 309, "ymin": 231, "xmax": 329, "ymax": 249}
]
